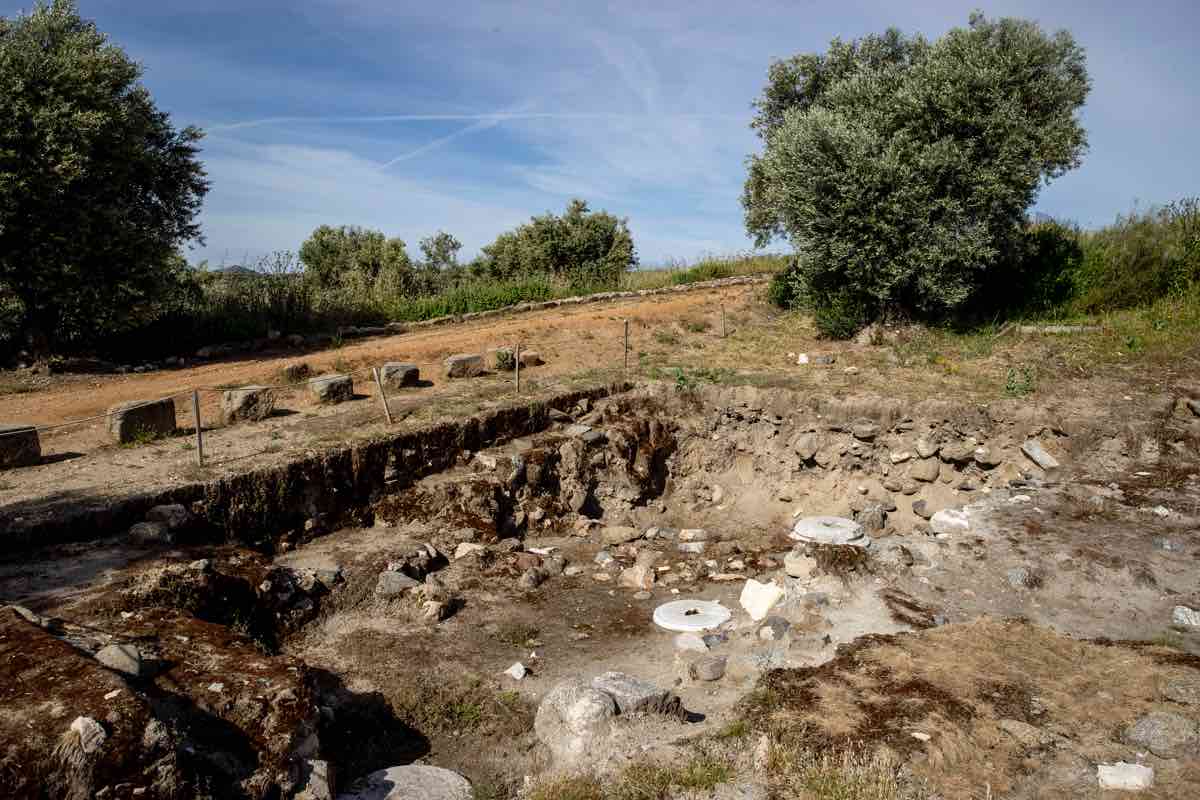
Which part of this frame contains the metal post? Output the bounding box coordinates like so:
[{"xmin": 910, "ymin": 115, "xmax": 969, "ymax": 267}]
[
  {"xmin": 514, "ymin": 342, "xmax": 521, "ymax": 394},
  {"xmin": 373, "ymin": 367, "xmax": 394, "ymax": 424},
  {"xmin": 191, "ymin": 390, "xmax": 204, "ymax": 466},
  {"xmin": 623, "ymin": 319, "xmax": 630, "ymax": 375}
]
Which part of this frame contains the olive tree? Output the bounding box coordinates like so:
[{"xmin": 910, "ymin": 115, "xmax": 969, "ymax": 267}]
[
  {"xmin": 0, "ymin": 0, "xmax": 209, "ymax": 352},
  {"xmin": 298, "ymin": 225, "xmax": 416, "ymax": 296},
  {"xmin": 744, "ymin": 13, "xmax": 1090, "ymax": 334}
]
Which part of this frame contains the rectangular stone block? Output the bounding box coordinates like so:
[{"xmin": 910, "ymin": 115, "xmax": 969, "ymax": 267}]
[
  {"xmin": 444, "ymin": 353, "xmax": 484, "ymax": 379},
  {"xmin": 0, "ymin": 424, "xmax": 40, "ymax": 469},
  {"xmin": 221, "ymin": 385, "xmax": 276, "ymax": 424},
  {"xmin": 309, "ymin": 373, "xmax": 353, "ymax": 404},
  {"xmin": 380, "ymin": 362, "xmax": 420, "ymax": 389},
  {"xmin": 107, "ymin": 398, "xmax": 177, "ymax": 444}
]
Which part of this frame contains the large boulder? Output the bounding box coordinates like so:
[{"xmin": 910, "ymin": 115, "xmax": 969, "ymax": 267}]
[
  {"xmin": 1122, "ymin": 711, "xmax": 1199, "ymax": 758},
  {"xmin": 309, "ymin": 373, "xmax": 353, "ymax": 404},
  {"xmin": 221, "ymin": 385, "xmax": 276, "ymax": 423},
  {"xmin": 534, "ymin": 678, "xmax": 617, "ymax": 763},
  {"xmin": 337, "ymin": 765, "xmax": 471, "ymax": 800},
  {"xmin": 379, "ymin": 362, "xmax": 420, "ymax": 389},
  {"xmin": 0, "ymin": 424, "xmax": 40, "ymax": 469},
  {"xmin": 444, "ymin": 353, "xmax": 484, "ymax": 379},
  {"xmin": 591, "ymin": 672, "xmax": 680, "ymax": 716},
  {"xmin": 107, "ymin": 398, "xmax": 176, "ymax": 444},
  {"xmin": 519, "ymin": 350, "xmax": 544, "ymax": 367}
]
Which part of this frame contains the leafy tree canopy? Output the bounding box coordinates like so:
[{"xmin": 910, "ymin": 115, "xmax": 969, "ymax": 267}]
[
  {"xmin": 0, "ymin": 0, "xmax": 209, "ymax": 352},
  {"xmin": 744, "ymin": 13, "xmax": 1090, "ymax": 332},
  {"xmin": 298, "ymin": 224, "xmax": 414, "ymax": 292}
]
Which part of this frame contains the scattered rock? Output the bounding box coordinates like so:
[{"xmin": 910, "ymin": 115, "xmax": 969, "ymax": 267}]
[
  {"xmin": 601, "ymin": 526, "xmax": 642, "ymax": 545},
  {"xmin": 339, "ymin": 765, "xmax": 472, "ymax": 800},
  {"xmin": 296, "ymin": 759, "xmax": 334, "ymax": 800},
  {"xmin": 851, "ymin": 421, "xmax": 880, "ymax": 441},
  {"xmin": 939, "ymin": 440, "xmax": 975, "ymax": 463},
  {"xmin": 1172, "ymin": 606, "xmax": 1200, "ymax": 628},
  {"xmin": 1123, "ymin": 711, "xmax": 1199, "ymax": 758},
  {"xmin": 504, "ymin": 662, "xmax": 527, "ymax": 681},
  {"xmin": 309, "ymin": 373, "xmax": 353, "ymax": 404},
  {"xmin": 107, "ymin": 398, "xmax": 176, "ymax": 443},
  {"xmin": 379, "ymin": 362, "xmax": 420, "ymax": 389},
  {"xmin": 890, "ymin": 451, "xmax": 912, "ymax": 464},
  {"xmin": 518, "ymin": 568, "xmax": 548, "ymax": 590},
  {"xmin": 69, "ymin": 716, "xmax": 107, "ymax": 755},
  {"xmin": 758, "ymin": 616, "xmax": 790, "ymax": 641},
  {"xmin": 930, "ymin": 508, "xmax": 970, "ymax": 536},
  {"xmin": 912, "ymin": 500, "xmax": 933, "ymax": 520},
  {"xmin": 783, "ymin": 549, "xmax": 817, "ymax": 579},
  {"xmin": 145, "ymin": 504, "xmax": 191, "ymax": 531},
  {"xmin": 915, "ymin": 437, "xmax": 938, "ymax": 459},
  {"xmin": 281, "ymin": 362, "xmax": 312, "ymax": 383},
  {"xmin": 1021, "ymin": 440, "xmax": 1060, "ymax": 470},
  {"xmin": 792, "ymin": 432, "xmax": 820, "ymax": 461},
  {"xmin": 376, "ymin": 571, "xmax": 420, "ymax": 598},
  {"xmin": 593, "ymin": 551, "xmax": 615, "ymax": 567},
  {"xmin": 908, "ymin": 457, "xmax": 940, "ymax": 482},
  {"xmin": 534, "ymin": 679, "xmax": 617, "ymax": 762},
  {"xmin": 591, "ymin": 672, "xmax": 678, "ymax": 716},
  {"xmin": 1006, "ymin": 567, "xmax": 1036, "ymax": 589},
  {"xmin": 220, "ymin": 385, "xmax": 276, "ymax": 424},
  {"xmin": 678, "ymin": 541, "xmax": 707, "ymax": 554},
  {"xmin": 444, "ymin": 353, "xmax": 485, "ymax": 379},
  {"xmin": 1097, "ymin": 762, "xmax": 1154, "ymax": 791},
  {"xmin": 453, "ymin": 542, "xmax": 486, "ymax": 560},
  {"xmin": 973, "ymin": 446, "xmax": 1003, "ymax": 468},
  {"xmin": 619, "ymin": 564, "xmax": 655, "ymax": 591},
  {"xmin": 519, "ymin": 350, "xmax": 543, "ymax": 368},
  {"xmin": 128, "ymin": 521, "xmax": 173, "ymax": 545},
  {"xmin": 690, "ymin": 655, "xmax": 727, "ymax": 682},
  {"xmin": 739, "ymin": 579, "xmax": 785, "ymax": 621},
  {"xmin": 679, "ymin": 528, "xmax": 710, "ymax": 542},
  {"xmin": 95, "ymin": 643, "xmax": 145, "ymax": 678}
]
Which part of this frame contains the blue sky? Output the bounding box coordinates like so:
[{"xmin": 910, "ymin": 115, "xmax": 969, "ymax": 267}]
[{"xmin": 15, "ymin": 0, "xmax": 1200, "ymax": 266}]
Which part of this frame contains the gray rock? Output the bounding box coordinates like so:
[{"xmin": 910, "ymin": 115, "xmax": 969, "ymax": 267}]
[
  {"xmin": 1122, "ymin": 711, "xmax": 1199, "ymax": 758},
  {"xmin": 309, "ymin": 373, "xmax": 353, "ymax": 404},
  {"xmin": 146, "ymin": 503, "xmax": 191, "ymax": 531},
  {"xmin": 939, "ymin": 440, "xmax": 975, "ymax": 463},
  {"xmin": 107, "ymin": 398, "xmax": 176, "ymax": 444},
  {"xmin": 973, "ymin": 446, "xmax": 1003, "ymax": 468},
  {"xmin": 519, "ymin": 350, "xmax": 543, "ymax": 367},
  {"xmin": 518, "ymin": 567, "xmax": 547, "ymax": 590},
  {"xmin": 618, "ymin": 564, "xmax": 655, "ymax": 591},
  {"xmin": 296, "ymin": 758, "xmax": 334, "ymax": 800},
  {"xmin": 856, "ymin": 504, "xmax": 887, "ymax": 532},
  {"xmin": 601, "ymin": 526, "xmax": 641, "ymax": 545},
  {"xmin": 1163, "ymin": 676, "xmax": 1200, "ymax": 706},
  {"xmin": 908, "ymin": 457, "xmax": 940, "ymax": 482},
  {"xmin": 929, "ymin": 508, "xmax": 970, "ymax": 535},
  {"xmin": 0, "ymin": 424, "xmax": 40, "ymax": 469},
  {"xmin": 70, "ymin": 716, "xmax": 107, "ymax": 755},
  {"xmin": 580, "ymin": 430, "xmax": 608, "ymax": 446},
  {"xmin": 379, "ymin": 362, "xmax": 420, "ymax": 389},
  {"xmin": 444, "ymin": 353, "xmax": 484, "ymax": 379},
  {"xmin": 1173, "ymin": 606, "xmax": 1200, "ymax": 628},
  {"xmin": 591, "ymin": 671, "xmax": 674, "ymax": 715},
  {"xmin": 678, "ymin": 541, "xmax": 707, "ymax": 554},
  {"xmin": 850, "ymin": 421, "xmax": 880, "ymax": 441},
  {"xmin": 96, "ymin": 643, "xmax": 145, "ymax": 677},
  {"xmin": 338, "ymin": 765, "xmax": 471, "ymax": 800},
  {"xmin": 915, "ymin": 437, "xmax": 938, "ymax": 459},
  {"xmin": 129, "ymin": 521, "xmax": 173, "ymax": 545},
  {"xmin": 534, "ymin": 678, "xmax": 617, "ymax": 762},
  {"xmin": 281, "ymin": 362, "xmax": 312, "ymax": 383},
  {"xmin": 690, "ymin": 655, "xmax": 727, "ymax": 682},
  {"xmin": 593, "ymin": 550, "xmax": 615, "ymax": 567},
  {"xmin": 758, "ymin": 617, "xmax": 790, "ymax": 641},
  {"xmin": 912, "ymin": 499, "xmax": 933, "ymax": 519},
  {"xmin": 1006, "ymin": 567, "xmax": 1036, "ymax": 589},
  {"xmin": 375, "ymin": 571, "xmax": 420, "ymax": 598},
  {"xmin": 1021, "ymin": 440, "xmax": 1060, "ymax": 470},
  {"xmin": 792, "ymin": 432, "xmax": 820, "ymax": 461},
  {"xmin": 784, "ymin": 549, "xmax": 816, "ymax": 579},
  {"xmin": 220, "ymin": 385, "xmax": 276, "ymax": 423}
]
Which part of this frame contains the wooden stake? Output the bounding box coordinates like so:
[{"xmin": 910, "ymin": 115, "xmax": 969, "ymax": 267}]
[
  {"xmin": 191, "ymin": 390, "xmax": 204, "ymax": 466},
  {"xmin": 373, "ymin": 367, "xmax": 394, "ymax": 424}
]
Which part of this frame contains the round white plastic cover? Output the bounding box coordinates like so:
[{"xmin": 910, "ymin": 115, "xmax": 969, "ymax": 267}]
[
  {"xmin": 652, "ymin": 599, "xmax": 732, "ymax": 632},
  {"xmin": 790, "ymin": 515, "xmax": 867, "ymax": 546}
]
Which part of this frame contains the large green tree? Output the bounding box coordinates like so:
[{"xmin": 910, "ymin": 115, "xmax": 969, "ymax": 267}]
[
  {"xmin": 0, "ymin": 0, "xmax": 209, "ymax": 351},
  {"xmin": 745, "ymin": 13, "xmax": 1090, "ymax": 333},
  {"xmin": 480, "ymin": 199, "xmax": 637, "ymax": 288}
]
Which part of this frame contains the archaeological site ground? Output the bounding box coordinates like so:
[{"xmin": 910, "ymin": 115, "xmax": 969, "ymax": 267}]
[{"xmin": 2, "ymin": 279, "xmax": 1199, "ymax": 800}]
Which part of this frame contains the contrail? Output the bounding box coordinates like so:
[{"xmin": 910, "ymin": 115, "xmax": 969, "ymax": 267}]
[
  {"xmin": 379, "ymin": 116, "xmax": 503, "ymax": 169},
  {"xmin": 207, "ymin": 111, "xmax": 743, "ymax": 133}
]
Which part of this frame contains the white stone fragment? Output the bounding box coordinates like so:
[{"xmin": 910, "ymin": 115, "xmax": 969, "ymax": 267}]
[
  {"xmin": 930, "ymin": 508, "xmax": 970, "ymax": 536},
  {"xmin": 739, "ymin": 579, "xmax": 785, "ymax": 621},
  {"xmin": 504, "ymin": 662, "xmax": 527, "ymax": 680},
  {"xmin": 1097, "ymin": 762, "xmax": 1154, "ymax": 791}
]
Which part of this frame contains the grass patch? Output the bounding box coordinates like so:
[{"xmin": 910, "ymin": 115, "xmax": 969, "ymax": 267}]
[
  {"xmin": 492, "ymin": 621, "xmax": 540, "ymax": 648},
  {"xmin": 772, "ymin": 746, "xmax": 909, "ymax": 800},
  {"xmin": 529, "ymin": 754, "xmax": 735, "ymax": 800}
]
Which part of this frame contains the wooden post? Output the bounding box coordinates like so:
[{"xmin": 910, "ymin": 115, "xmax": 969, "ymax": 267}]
[
  {"xmin": 623, "ymin": 319, "xmax": 630, "ymax": 375},
  {"xmin": 373, "ymin": 367, "xmax": 394, "ymax": 424},
  {"xmin": 514, "ymin": 342, "xmax": 521, "ymax": 394},
  {"xmin": 191, "ymin": 390, "xmax": 204, "ymax": 466}
]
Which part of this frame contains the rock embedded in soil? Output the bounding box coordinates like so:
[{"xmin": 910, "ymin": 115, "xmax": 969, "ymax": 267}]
[
  {"xmin": 379, "ymin": 362, "xmax": 420, "ymax": 388},
  {"xmin": 591, "ymin": 671, "xmax": 675, "ymax": 715},
  {"xmin": 107, "ymin": 397, "xmax": 176, "ymax": 443},
  {"xmin": 601, "ymin": 525, "xmax": 641, "ymax": 545},
  {"xmin": 912, "ymin": 499, "xmax": 933, "ymax": 519},
  {"xmin": 338, "ymin": 765, "xmax": 472, "ymax": 800},
  {"xmin": 128, "ymin": 520, "xmax": 173, "ymax": 545},
  {"xmin": 619, "ymin": 564, "xmax": 655, "ymax": 591},
  {"xmin": 281, "ymin": 362, "xmax": 312, "ymax": 383},
  {"xmin": 309, "ymin": 373, "xmax": 354, "ymax": 403},
  {"xmin": 758, "ymin": 616, "xmax": 790, "ymax": 641},
  {"xmin": 783, "ymin": 549, "xmax": 817, "ymax": 579},
  {"xmin": 790, "ymin": 516, "xmax": 867, "ymax": 547},
  {"xmin": 677, "ymin": 541, "xmax": 707, "ymax": 554},
  {"xmin": 1097, "ymin": 762, "xmax": 1154, "ymax": 791},
  {"xmin": 1021, "ymin": 439, "xmax": 1060, "ymax": 470},
  {"xmin": 1122, "ymin": 711, "xmax": 1200, "ymax": 758},
  {"xmin": 1164, "ymin": 676, "xmax": 1200, "ymax": 706},
  {"xmin": 375, "ymin": 571, "xmax": 420, "ymax": 598},
  {"xmin": 69, "ymin": 716, "xmax": 107, "ymax": 755},
  {"xmin": 535, "ymin": 678, "xmax": 617, "ymax": 762},
  {"xmin": 443, "ymin": 352, "xmax": 485, "ymax": 379},
  {"xmin": 95, "ymin": 643, "xmax": 145, "ymax": 677},
  {"xmin": 0, "ymin": 424, "xmax": 40, "ymax": 469},
  {"xmin": 690, "ymin": 655, "xmax": 727, "ymax": 682},
  {"xmin": 1172, "ymin": 606, "xmax": 1200, "ymax": 628},
  {"xmin": 930, "ymin": 508, "xmax": 970, "ymax": 536},
  {"xmin": 220, "ymin": 385, "xmax": 276, "ymax": 424},
  {"xmin": 146, "ymin": 503, "xmax": 192, "ymax": 531},
  {"xmin": 915, "ymin": 437, "xmax": 938, "ymax": 459},
  {"xmin": 908, "ymin": 457, "xmax": 940, "ymax": 482},
  {"xmin": 518, "ymin": 349, "xmax": 543, "ymax": 367},
  {"xmin": 739, "ymin": 579, "xmax": 785, "ymax": 621}
]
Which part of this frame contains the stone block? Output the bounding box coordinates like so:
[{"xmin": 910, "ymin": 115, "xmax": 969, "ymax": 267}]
[
  {"xmin": 0, "ymin": 424, "xmax": 40, "ymax": 469},
  {"xmin": 107, "ymin": 398, "xmax": 176, "ymax": 444},
  {"xmin": 519, "ymin": 350, "xmax": 544, "ymax": 367},
  {"xmin": 444, "ymin": 353, "xmax": 485, "ymax": 378},
  {"xmin": 380, "ymin": 362, "xmax": 420, "ymax": 389},
  {"xmin": 309, "ymin": 373, "xmax": 353, "ymax": 404},
  {"xmin": 221, "ymin": 385, "xmax": 275, "ymax": 423}
]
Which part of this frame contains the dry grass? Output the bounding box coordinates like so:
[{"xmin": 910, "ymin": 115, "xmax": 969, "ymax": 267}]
[
  {"xmin": 770, "ymin": 745, "xmax": 911, "ymax": 800},
  {"xmin": 526, "ymin": 751, "xmax": 735, "ymax": 800}
]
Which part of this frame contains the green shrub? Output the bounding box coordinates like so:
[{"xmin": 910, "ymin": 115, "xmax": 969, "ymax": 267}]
[{"xmin": 743, "ymin": 13, "xmax": 1090, "ymax": 333}]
